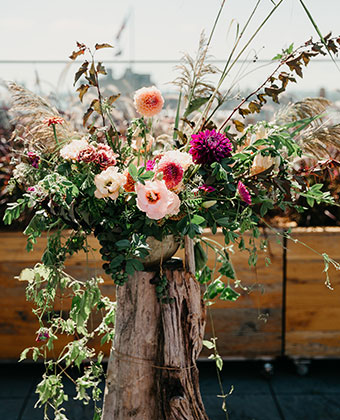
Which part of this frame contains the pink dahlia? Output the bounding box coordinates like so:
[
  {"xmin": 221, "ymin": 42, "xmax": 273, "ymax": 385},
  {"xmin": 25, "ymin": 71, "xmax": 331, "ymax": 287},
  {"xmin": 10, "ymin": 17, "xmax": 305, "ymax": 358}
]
[
  {"xmin": 136, "ymin": 180, "xmax": 180, "ymax": 220},
  {"xmin": 95, "ymin": 144, "xmax": 117, "ymax": 169},
  {"xmin": 157, "ymin": 160, "xmax": 184, "ymax": 190},
  {"xmin": 237, "ymin": 181, "xmax": 251, "ymax": 205},
  {"xmin": 134, "ymin": 86, "xmax": 164, "ymax": 117},
  {"xmin": 189, "ymin": 129, "xmax": 232, "ymax": 165}
]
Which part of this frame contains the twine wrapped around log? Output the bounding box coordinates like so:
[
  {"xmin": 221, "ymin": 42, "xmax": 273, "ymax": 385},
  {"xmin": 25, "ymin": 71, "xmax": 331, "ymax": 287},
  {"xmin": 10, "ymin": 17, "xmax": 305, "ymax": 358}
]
[{"xmin": 101, "ymin": 247, "xmax": 209, "ymax": 420}]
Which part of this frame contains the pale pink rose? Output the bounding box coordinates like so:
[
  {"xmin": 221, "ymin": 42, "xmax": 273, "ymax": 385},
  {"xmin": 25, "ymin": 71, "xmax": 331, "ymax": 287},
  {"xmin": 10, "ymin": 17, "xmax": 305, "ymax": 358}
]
[
  {"xmin": 159, "ymin": 150, "xmax": 193, "ymax": 171},
  {"xmin": 94, "ymin": 167, "xmax": 126, "ymax": 200},
  {"xmin": 166, "ymin": 191, "xmax": 181, "ymax": 216},
  {"xmin": 134, "ymin": 86, "xmax": 164, "ymax": 117},
  {"xmin": 60, "ymin": 138, "xmax": 89, "ymax": 161},
  {"xmin": 136, "ymin": 180, "xmax": 180, "ymax": 220}
]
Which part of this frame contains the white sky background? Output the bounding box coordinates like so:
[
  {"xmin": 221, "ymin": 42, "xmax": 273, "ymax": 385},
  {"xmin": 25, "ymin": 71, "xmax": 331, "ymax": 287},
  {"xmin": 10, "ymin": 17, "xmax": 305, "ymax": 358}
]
[{"xmin": 0, "ymin": 0, "xmax": 340, "ymax": 96}]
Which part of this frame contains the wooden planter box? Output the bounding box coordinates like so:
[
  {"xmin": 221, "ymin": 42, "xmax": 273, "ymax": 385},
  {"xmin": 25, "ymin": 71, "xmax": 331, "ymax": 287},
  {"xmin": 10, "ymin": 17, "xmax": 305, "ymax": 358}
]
[{"xmin": 0, "ymin": 228, "xmax": 339, "ymax": 360}]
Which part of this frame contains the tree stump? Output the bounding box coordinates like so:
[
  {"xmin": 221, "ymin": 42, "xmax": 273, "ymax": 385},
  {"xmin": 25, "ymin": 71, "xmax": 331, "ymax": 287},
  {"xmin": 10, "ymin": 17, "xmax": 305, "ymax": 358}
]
[{"xmin": 101, "ymin": 258, "xmax": 209, "ymax": 420}]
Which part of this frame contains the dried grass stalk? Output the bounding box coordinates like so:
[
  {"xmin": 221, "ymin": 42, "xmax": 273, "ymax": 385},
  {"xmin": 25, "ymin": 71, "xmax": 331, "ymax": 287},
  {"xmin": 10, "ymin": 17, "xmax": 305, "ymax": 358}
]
[{"xmin": 8, "ymin": 82, "xmax": 78, "ymax": 153}]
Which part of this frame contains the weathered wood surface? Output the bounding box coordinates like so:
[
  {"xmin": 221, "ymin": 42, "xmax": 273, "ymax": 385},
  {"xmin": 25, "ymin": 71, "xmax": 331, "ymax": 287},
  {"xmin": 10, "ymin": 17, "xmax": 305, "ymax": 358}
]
[
  {"xmin": 285, "ymin": 228, "xmax": 340, "ymax": 357},
  {"xmin": 101, "ymin": 264, "xmax": 208, "ymax": 420},
  {"xmin": 194, "ymin": 230, "xmax": 284, "ymax": 358},
  {"xmin": 0, "ymin": 229, "xmax": 284, "ymax": 360}
]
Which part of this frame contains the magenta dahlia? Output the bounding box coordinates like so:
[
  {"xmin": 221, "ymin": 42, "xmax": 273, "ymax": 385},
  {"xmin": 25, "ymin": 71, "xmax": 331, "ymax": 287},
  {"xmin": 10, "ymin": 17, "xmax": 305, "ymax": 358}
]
[
  {"xmin": 237, "ymin": 181, "xmax": 251, "ymax": 205},
  {"xmin": 189, "ymin": 129, "xmax": 232, "ymax": 165}
]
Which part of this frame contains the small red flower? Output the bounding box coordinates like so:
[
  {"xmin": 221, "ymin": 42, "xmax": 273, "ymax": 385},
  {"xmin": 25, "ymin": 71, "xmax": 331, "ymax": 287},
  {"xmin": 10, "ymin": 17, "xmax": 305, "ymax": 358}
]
[{"xmin": 45, "ymin": 117, "xmax": 64, "ymax": 127}]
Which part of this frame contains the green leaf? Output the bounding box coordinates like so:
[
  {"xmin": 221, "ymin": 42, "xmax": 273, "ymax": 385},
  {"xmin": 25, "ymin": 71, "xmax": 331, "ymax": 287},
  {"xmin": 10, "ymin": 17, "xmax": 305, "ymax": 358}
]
[
  {"xmin": 203, "ymin": 340, "xmax": 215, "ymax": 349},
  {"xmin": 125, "ymin": 260, "xmax": 135, "ymax": 276},
  {"xmin": 205, "ymin": 279, "xmax": 225, "ymax": 300},
  {"xmin": 115, "ymin": 239, "xmax": 131, "ymax": 250},
  {"xmin": 260, "ymin": 200, "xmax": 274, "ymax": 217},
  {"xmin": 216, "ymin": 217, "xmax": 229, "ymax": 227},
  {"xmin": 216, "ymin": 354, "xmax": 223, "ymax": 371},
  {"xmin": 220, "ymin": 286, "xmax": 240, "ymax": 301},
  {"xmin": 138, "ymin": 171, "xmax": 154, "ymax": 181},
  {"xmin": 218, "ymin": 260, "xmax": 235, "ymax": 279},
  {"xmin": 184, "ymin": 96, "xmax": 210, "ymax": 118},
  {"xmin": 191, "ymin": 215, "xmax": 206, "ymax": 225},
  {"xmin": 131, "ymin": 259, "xmax": 144, "ymax": 271},
  {"xmin": 128, "ymin": 163, "xmax": 138, "ymax": 181},
  {"xmin": 110, "ymin": 255, "xmax": 125, "ymax": 269},
  {"xmin": 19, "ymin": 348, "xmax": 30, "ymax": 362}
]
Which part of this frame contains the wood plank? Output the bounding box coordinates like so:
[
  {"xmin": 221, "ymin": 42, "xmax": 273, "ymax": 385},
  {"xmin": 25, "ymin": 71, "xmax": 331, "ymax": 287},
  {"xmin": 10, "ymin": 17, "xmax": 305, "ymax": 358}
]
[
  {"xmin": 0, "ymin": 229, "xmax": 283, "ymax": 360},
  {"xmin": 285, "ymin": 228, "xmax": 340, "ymax": 357}
]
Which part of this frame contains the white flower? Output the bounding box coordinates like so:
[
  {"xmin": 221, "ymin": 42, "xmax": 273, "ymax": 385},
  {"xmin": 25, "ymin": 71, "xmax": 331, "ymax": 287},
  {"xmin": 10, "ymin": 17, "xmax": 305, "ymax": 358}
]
[
  {"xmin": 60, "ymin": 138, "xmax": 89, "ymax": 161},
  {"xmin": 94, "ymin": 167, "xmax": 126, "ymax": 200},
  {"xmin": 12, "ymin": 162, "xmax": 31, "ymax": 184},
  {"xmin": 158, "ymin": 150, "xmax": 193, "ymax": 171}
]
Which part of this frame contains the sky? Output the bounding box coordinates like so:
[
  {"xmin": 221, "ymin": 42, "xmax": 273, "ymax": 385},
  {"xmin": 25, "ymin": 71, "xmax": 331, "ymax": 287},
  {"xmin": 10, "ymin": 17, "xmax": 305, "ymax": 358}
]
[{"xmin": 0, "ymin": 0, "xmax": 340, "ymax": 95}]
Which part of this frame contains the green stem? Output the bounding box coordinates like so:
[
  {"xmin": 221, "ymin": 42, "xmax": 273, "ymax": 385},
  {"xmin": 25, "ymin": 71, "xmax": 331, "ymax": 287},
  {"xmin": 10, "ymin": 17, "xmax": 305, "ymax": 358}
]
[{"xmin": 52, "ymin": 125, "xmax": 59, "ymax": 145}]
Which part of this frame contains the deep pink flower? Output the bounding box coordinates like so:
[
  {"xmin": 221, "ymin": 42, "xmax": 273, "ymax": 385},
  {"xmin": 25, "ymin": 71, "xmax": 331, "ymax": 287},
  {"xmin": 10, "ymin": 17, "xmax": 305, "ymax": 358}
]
[
  {"xmin": 199, "ymin": 185, "xmax": 216, "ymax": 193},
  {"xmin": 237, "ymin": 181, "xmax": 251, "ymax": 205},
  {"xmin": 157, "ymin": 160, "xmax": 184, "ymax": 190},
  {"xmin": 27, "ymin": 187, "xmax": 36, "ymax": 192},
  {"xmin": 95, "ymin": 144, "xmax": 117, "ymax": 169},
  {"xmin": 189, "ymin": 129, "xmax": 232, "ymax": 165},
  {"xmin": 146, "ymin": 159, "xmax": 156, "ymax": 171},
  {"xmin": 27, "ymin": 152, "xmax": 40, "ymax": 168}
]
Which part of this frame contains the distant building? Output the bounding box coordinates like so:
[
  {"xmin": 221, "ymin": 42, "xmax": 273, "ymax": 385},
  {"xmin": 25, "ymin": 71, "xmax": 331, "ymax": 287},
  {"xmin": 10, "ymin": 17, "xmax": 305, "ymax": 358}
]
[{"xmin": 100, "ymin": 68, "xmax": 154, "ymax": 96}]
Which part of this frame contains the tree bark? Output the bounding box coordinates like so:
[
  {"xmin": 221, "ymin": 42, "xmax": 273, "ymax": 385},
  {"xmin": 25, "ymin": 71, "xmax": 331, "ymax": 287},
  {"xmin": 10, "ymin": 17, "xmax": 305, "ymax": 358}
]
[{"xmin": 101, "ymin": 258, "xmax": 209, "ymax": 420}]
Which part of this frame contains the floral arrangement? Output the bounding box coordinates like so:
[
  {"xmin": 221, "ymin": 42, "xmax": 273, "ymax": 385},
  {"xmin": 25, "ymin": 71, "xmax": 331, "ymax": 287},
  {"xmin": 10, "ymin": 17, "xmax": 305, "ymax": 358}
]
[{"xmin": 3, "ymin": 3, "xmax": 340, "ymax": 418}]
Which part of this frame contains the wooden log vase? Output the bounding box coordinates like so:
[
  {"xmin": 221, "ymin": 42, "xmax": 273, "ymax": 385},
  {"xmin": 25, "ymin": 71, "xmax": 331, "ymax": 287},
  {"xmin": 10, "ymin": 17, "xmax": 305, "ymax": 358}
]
[{"xmin": 101, "ymin": 248, "xmax": 209, "ymax": 419}]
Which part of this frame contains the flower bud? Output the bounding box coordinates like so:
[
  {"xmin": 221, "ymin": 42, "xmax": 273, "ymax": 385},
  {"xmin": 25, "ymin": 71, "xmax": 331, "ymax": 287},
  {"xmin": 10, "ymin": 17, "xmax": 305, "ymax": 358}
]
[{"xmin": 202, "ymin": 200, "xmax": 217, "ymax": 208}]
